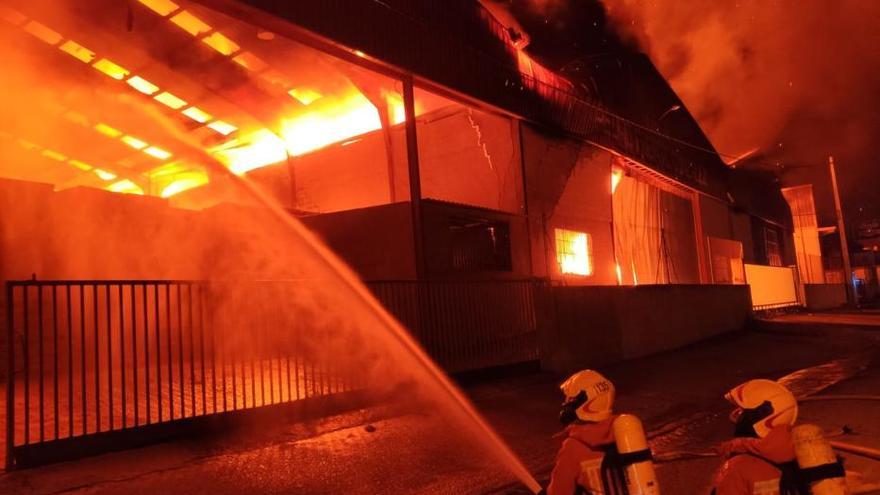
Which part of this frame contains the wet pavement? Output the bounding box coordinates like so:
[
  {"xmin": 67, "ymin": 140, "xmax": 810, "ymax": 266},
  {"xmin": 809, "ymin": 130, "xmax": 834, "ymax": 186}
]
[
  {"xmin": 758, "ymin": 309, "xmax": 880, "ymax": 328},
  {"xmin": 1, "ymin": 319, "xmax": 879, "ymax": 494}
]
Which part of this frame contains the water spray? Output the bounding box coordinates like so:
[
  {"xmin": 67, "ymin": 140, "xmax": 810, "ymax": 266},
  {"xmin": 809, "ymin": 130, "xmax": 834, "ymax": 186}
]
[{"xmin": 193, "ymin": 148, "xmax": 542, "ymax": 493}]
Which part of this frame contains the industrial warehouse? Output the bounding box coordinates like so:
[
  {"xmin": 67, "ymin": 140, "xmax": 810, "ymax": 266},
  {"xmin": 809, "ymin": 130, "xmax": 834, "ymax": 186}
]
[{"xmin": 0, "ymin": 0, "xmax": 861, "ymax": 479}]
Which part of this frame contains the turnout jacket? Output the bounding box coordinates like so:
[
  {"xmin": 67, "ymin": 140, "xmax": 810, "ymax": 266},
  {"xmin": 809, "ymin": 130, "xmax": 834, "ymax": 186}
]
[
  {"xmin": 547, "ymin": 416, "xmax": 618, "ymax": 495},
  {"xmin": 711, "ymin": 426, "xmax": 798, "ymax": 495}
]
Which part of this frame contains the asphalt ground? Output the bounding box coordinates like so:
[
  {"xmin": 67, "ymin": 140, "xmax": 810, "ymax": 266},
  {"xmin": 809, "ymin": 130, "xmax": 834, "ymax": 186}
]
[{"xmin": 1, "ymin": 319, "xmax": 878, "ymax": 494}]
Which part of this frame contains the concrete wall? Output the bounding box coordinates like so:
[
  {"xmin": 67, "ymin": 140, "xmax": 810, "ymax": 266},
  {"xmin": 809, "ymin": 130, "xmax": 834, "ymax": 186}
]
[
  {"xmin": 539, "ymin": 284, "xmax": 751, "ymax": 374},
  {"xmin": 804, "ymin": 283, "xmax": 847, "ymax": 310}
]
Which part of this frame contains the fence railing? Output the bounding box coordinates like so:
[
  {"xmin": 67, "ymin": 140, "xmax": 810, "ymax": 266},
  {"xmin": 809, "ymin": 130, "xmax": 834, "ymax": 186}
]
[
  {"xmin": 4, "ymin": 278, "xmax": 541, "ymax": 468},
  {"xmin": 4, "ymin": 280, "xmax": 356, "ymax": 468},
  {"xmin": 367, "ymin": 280, "xmax": 540, "ymax": 373}
]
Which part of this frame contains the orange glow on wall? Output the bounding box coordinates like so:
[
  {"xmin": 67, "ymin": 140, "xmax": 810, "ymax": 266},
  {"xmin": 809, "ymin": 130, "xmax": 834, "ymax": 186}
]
[
  {"xmin": 555, "ymin": 228, "xmax": 593, "ymax": 276},
  {"xmin": 611, "ymin": 167, "xmax": 624, "ymax": 194},
  {"xmin": 388, "ymin": 94, "xmax": 406, "ymax": 125}
]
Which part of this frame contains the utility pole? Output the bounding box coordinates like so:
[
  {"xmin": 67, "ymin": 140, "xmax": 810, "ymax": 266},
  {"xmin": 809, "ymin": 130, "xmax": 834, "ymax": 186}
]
[{"xmin": 829, "ymin": 156, "xmax": 856, "ymax": 306}]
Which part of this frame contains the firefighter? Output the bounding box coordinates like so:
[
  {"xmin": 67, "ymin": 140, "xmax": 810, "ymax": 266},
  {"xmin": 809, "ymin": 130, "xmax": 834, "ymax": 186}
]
[
  {"xmin": 710, "ymin": 379, "xmax": 803, "ymax": 495},
  {"xmin": 546, "ymin": 369, "xmax": 617, "ymax": 495},
  {"xmin": 545, "ymin": 370, "xmax": 660, "ymax": 495}
]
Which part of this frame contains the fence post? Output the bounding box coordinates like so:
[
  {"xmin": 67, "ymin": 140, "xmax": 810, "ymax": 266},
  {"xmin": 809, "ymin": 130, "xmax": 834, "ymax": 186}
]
[{"xmin": 6, "ymin": 282, "xmax": 14, "ymax": 470}]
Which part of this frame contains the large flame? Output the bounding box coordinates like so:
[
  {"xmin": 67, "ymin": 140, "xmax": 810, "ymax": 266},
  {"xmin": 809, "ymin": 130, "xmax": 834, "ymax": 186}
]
[{"xmin": 215, "ymin": 92, "xmax": 403, "ymax": 175}]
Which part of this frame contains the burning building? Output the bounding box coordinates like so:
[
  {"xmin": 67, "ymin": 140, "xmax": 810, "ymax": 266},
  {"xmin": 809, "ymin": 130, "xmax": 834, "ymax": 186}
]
[{"xmin": 0, "ymin": 0, "xmax": 805, "ymax": 468}]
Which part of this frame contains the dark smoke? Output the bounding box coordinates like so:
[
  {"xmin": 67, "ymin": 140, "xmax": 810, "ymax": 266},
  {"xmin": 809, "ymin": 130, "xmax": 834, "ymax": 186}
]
[{"xmin": 598, "ymin": 0, "xmax": 880, "ymax": 219}]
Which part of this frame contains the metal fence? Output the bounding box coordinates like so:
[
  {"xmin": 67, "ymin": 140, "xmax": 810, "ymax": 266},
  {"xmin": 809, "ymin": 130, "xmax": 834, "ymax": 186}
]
[
  {"xmin": 368, "ymin": 280, "xmax": 540, "ymax": 373},
  {"xmin": 4, "ymin": 280, "xmax": 354, "ymax": 469},
  {"xmin": 4, "ymin": 278, "xmax": 541, "ymax": 468}
]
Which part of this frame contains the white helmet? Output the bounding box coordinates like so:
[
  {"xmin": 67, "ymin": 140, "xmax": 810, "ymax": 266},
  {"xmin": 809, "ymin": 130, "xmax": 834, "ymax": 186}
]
[
  {"xmin": 559, "ymin": 370, "xmax": 615, "ymax": 424},
  {"xmin": 725, "ymin": 379, "xmax": 798, "ymax": 438}
]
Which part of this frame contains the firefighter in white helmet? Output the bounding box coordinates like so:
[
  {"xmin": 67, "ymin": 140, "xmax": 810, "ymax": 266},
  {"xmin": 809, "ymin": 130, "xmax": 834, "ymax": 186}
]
[
  {"xmin": 546, "ymin": 369, "xmax": 618, "ymax": 495},
  {"xmin": 710, "ymin": 379, "xmax": 803, "ymax": 495},
  {"xmin": 542, "ymin": 369, "xmax": 659, "ymax": 495}
]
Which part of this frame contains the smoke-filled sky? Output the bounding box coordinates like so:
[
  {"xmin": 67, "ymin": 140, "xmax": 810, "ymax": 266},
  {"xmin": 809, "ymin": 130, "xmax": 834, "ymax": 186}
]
[{"xmin": 519, "ymin": 0, "xmax": 880, "ymax": 220}]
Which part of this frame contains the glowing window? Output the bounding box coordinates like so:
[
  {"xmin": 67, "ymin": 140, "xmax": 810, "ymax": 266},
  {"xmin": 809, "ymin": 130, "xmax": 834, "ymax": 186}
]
[
  {"xmin": 59, "ymin": 40, "xmax": 95, "ymax": 63},
  {"xmin": 232, "ymin": 51, "xmax": 268, "ymax": 72},
  {"xmin": 68, "ymin": 160, "xmax": 93, "ymax": 171},
  {"xmin": 95, "ymin": 123, "xmax": 123, "ymax": 138},
  {"xmin": 137, "ymin": 0, "xmax": 179, "ymax": 16},
  {"xmin": 207, "ymin": 120, "xmax": 237, "ymax": 135},
  {"xmin": 0, "ymin": 6, "xmax": 27, "ymax": 25},
  {"xmin": 106, "ymin": 179, "xmax": 144, "ymax": 195},
  {"xmin": 182, "ymin": 106, "xmax": 212, "ymax": 123},
  {"xmin": 92, "ymin": 59, "xmax": 129, "ymax": 80},
  {"xmin": 121, "ymin": 135, "xmax": 148, "ymax": 150},
  {"xmin": 23, "ymin": 21, "xmax": 62, "ymax": 45},
  {"xmin": 169, "ymin": 10, "xmax": 211, "ymax": 36},
  {"xmin": 555, "ymin": 229, "xmax": 593, "ymax": 276},
  {"xmin": 202, "ymin": 32, "xmax": 240, "ymax": 56},
  {"xmin": 41, "ymin": 149, "xmax": 68, "ymax": 162},
  {"xmin": 127, "ymin": 75, "xmax": 159, "ymax": 95},
  {"xmin": 288, "ymin": 88, "xmax": 322, "ymax": 106},
  {"xmin": 154, "ymin": 91, "xmax": 187, "ymax": 109},
  {"xmin": 94, "ymin": 169, "xmax": 118, "ymax": 181},
  {"xmin": 144, "ymin": 146, "xmax": 172, "ymax": 160}
]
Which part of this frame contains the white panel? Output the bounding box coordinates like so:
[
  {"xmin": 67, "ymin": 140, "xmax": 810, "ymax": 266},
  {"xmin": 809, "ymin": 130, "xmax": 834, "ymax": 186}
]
[{"xmin": 744, "ymin": 264, "xmax": 799, "ymax": 308}]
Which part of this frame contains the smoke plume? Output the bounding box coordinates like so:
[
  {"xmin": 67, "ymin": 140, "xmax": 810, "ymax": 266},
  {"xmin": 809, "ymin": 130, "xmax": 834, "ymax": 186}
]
[{"xmin": 599, "ymin": 0, "xmax": 880, "ymax": 215}]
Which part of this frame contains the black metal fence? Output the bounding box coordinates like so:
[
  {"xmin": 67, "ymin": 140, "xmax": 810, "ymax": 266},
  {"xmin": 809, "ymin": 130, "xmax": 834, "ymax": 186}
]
[
  {"xmin": 4, "ymin": 278, "xmax": 541, "ymax": 468},
  {"xmin": 369, "ymin": 280, "xmax": 540, "ymax": 373},
  {"xmin": 4, "ymin": 280, "xmax": 357, "ymax": 469}
]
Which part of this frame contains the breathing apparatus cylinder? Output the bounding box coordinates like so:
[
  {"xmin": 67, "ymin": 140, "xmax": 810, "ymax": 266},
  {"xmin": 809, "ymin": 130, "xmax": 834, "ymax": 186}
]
[
  {"xmin": 792, "ymin": 424, "xmax": 848, "ymax": 495},
  {"xmin": 612, "ymin": 414, "xmax": 660, "ymax": 495}
]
